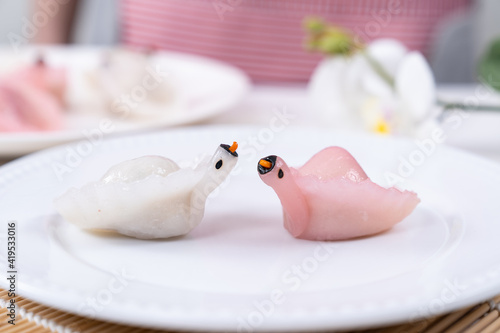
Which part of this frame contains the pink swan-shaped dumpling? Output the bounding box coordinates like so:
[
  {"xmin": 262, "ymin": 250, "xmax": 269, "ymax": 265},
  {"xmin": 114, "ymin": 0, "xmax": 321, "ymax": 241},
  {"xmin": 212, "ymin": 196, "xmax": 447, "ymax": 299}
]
[
  {"xmin": 13, "ymin": 57, "xmax": 67, "ymax": 107},
  {"xmin": 257, "ymin": 147, "xmax": 420, "ymax": 241},
  {"xmin": 0, "ymin": 80, "xmax": 63, "ymax": 132},
  {"xmin": 0, "ymin": 58, "xmax": 65, "ymax": 132}
]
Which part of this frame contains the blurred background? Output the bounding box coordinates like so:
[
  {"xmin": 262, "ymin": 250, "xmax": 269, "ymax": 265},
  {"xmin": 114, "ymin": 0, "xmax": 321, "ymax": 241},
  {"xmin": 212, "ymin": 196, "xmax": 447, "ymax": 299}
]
[
  {"xmin": 1, "ymin": 0, "xmax": 500, "ymax": 159},
  {"xmin": 0, "ymin": 0, "xmax": 498, "ymax": 83}
]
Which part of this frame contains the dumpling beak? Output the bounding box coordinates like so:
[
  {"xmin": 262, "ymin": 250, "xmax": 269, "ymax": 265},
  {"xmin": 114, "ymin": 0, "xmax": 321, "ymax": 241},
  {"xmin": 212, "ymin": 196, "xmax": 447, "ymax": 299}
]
[
  {"xmin": 258, "ymin": 155, "xmax": 276, "ymax": 174},
  {"xmin": 220, "ymin": 142, "xmax": 238, "ymax": 157}
]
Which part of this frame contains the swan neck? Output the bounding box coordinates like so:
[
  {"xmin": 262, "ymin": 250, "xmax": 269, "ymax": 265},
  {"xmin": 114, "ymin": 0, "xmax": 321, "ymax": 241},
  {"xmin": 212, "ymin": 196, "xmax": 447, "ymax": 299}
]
[{"xmin": 273, "ymin": 174, "xmax": 309, "ymax": 230}]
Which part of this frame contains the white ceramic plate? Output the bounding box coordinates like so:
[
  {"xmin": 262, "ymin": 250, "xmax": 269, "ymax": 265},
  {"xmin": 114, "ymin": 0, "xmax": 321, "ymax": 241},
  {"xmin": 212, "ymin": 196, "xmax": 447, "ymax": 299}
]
[
  {"xmin": 0, "ymin": 126, "xmax": 499, "ymax": 331},
  {"xmin": 0, "ymin": 47, "xmax": 250, "ymax": 156}
]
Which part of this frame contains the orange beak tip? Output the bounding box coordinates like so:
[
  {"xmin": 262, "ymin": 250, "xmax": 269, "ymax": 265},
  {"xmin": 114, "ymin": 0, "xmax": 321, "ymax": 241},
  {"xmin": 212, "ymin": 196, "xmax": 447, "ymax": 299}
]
[
  {"xmin": 259, "ymin": 159, "xmax": 272, "ymax": 169},
  {"xmin": 229, "ymin": 141, "xmax": 238, "ymax": 153}
]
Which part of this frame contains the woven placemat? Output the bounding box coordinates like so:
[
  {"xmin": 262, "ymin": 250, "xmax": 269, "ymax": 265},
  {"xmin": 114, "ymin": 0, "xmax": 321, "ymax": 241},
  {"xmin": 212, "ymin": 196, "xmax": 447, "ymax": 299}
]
[{"xmin": 0, "ymin": 289, "xmax": 499, "ymax": 333}]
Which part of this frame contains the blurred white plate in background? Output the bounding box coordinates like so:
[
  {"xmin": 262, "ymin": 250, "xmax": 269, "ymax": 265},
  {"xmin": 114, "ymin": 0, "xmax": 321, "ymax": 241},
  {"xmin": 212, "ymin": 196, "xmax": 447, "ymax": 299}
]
[
  {"xmin": 0, "ymin": 47, "xmax": 250, "ymax": 156},
  {"xmin": 438, "ymin": 84, "xmax": 500, "ymax": 152}
]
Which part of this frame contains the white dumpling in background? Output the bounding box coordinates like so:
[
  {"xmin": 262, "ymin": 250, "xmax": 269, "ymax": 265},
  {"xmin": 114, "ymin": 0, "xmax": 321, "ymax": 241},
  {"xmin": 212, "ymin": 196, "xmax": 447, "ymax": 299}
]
[
  {"xmin": 54, "ymin": 142, "xmax": 239, "ymax": 239},
  {"xmin": 67, "ymin": 48, "xmax": 184, "ymax": 119}
]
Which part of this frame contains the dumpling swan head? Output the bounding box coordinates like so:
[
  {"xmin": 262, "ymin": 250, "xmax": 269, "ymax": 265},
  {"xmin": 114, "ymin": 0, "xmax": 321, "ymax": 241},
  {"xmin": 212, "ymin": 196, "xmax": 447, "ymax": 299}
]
[
  {"xmin": 201, "ymin": 142, "xmax": 239, "ymax": 184},
  {"xmin": 257, "ymin": 155, "xmax": 289, "ymax": 186},
  {"xmin": 211, "ymin": 142, "xmax": 239, "ymax": 173}
]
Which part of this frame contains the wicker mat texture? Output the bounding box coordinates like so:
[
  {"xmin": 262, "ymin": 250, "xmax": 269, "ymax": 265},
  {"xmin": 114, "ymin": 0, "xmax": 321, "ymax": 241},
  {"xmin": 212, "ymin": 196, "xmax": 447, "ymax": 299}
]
[{"xmin": 1, "ymin": 289, "xmax": 499, "ymax": 333}]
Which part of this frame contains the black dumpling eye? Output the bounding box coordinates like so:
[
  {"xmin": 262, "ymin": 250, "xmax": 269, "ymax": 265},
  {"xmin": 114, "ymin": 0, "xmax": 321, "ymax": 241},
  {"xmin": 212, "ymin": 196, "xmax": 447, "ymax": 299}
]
[
  {"xmin": 215, "ymin": 159, "xmax": 223, "ymax": 169},
  {"xmin": 278, "ymin": 168, "xmax": 284, "ymax": 179}
]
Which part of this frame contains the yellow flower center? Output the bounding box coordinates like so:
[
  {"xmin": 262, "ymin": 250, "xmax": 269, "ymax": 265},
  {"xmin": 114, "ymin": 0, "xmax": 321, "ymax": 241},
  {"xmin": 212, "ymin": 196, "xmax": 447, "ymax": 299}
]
[{"xmin": 374, "ymin": 118, "xmax": 391, "ymax": 134}]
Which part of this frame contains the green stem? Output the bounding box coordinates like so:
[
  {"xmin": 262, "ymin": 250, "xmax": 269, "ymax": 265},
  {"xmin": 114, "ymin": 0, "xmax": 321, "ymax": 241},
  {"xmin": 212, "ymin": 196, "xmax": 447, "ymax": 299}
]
[{"xmin": 361, "ymin": 50, "xmax": 395, "ymax": 88}]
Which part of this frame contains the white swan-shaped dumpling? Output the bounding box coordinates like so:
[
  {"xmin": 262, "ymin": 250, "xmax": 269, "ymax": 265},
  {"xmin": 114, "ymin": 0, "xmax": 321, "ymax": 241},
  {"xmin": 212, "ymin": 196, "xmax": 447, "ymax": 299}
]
[{"xmin": 54, "ymin": 142, "xmax": 239, "ymax": 239}]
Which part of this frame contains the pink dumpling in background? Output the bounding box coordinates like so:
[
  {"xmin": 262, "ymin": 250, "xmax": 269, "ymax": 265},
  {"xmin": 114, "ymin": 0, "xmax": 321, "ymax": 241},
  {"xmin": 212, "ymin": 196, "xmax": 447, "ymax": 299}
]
[
  {"xmin": 12, "ymin": 58, "xmax": 67, "ymax": 107},
  {"xmin": 0, "ymin": 80, "xmax": 63, "ymax": 132},
  {"xmin": 257, "ymin": 147, "xmax": 420, "ymax": 241},
  {"xmin": 0, "ymin": 58, "xmax": 65, "ymax": 132}
]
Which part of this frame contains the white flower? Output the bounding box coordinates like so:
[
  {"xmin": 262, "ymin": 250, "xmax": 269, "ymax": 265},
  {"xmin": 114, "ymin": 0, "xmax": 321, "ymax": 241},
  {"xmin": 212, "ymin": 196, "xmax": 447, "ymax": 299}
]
[{"xmin": 308, "ymin": 39, "xmax": 439, "ymax": 138}]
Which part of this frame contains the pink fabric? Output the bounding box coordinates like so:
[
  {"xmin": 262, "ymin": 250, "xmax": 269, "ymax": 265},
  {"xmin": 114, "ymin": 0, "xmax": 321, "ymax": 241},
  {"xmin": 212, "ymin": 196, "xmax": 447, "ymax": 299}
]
[{"xmin": 120, "ymin": 0, "xmax": 471, "ymax": 82}]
